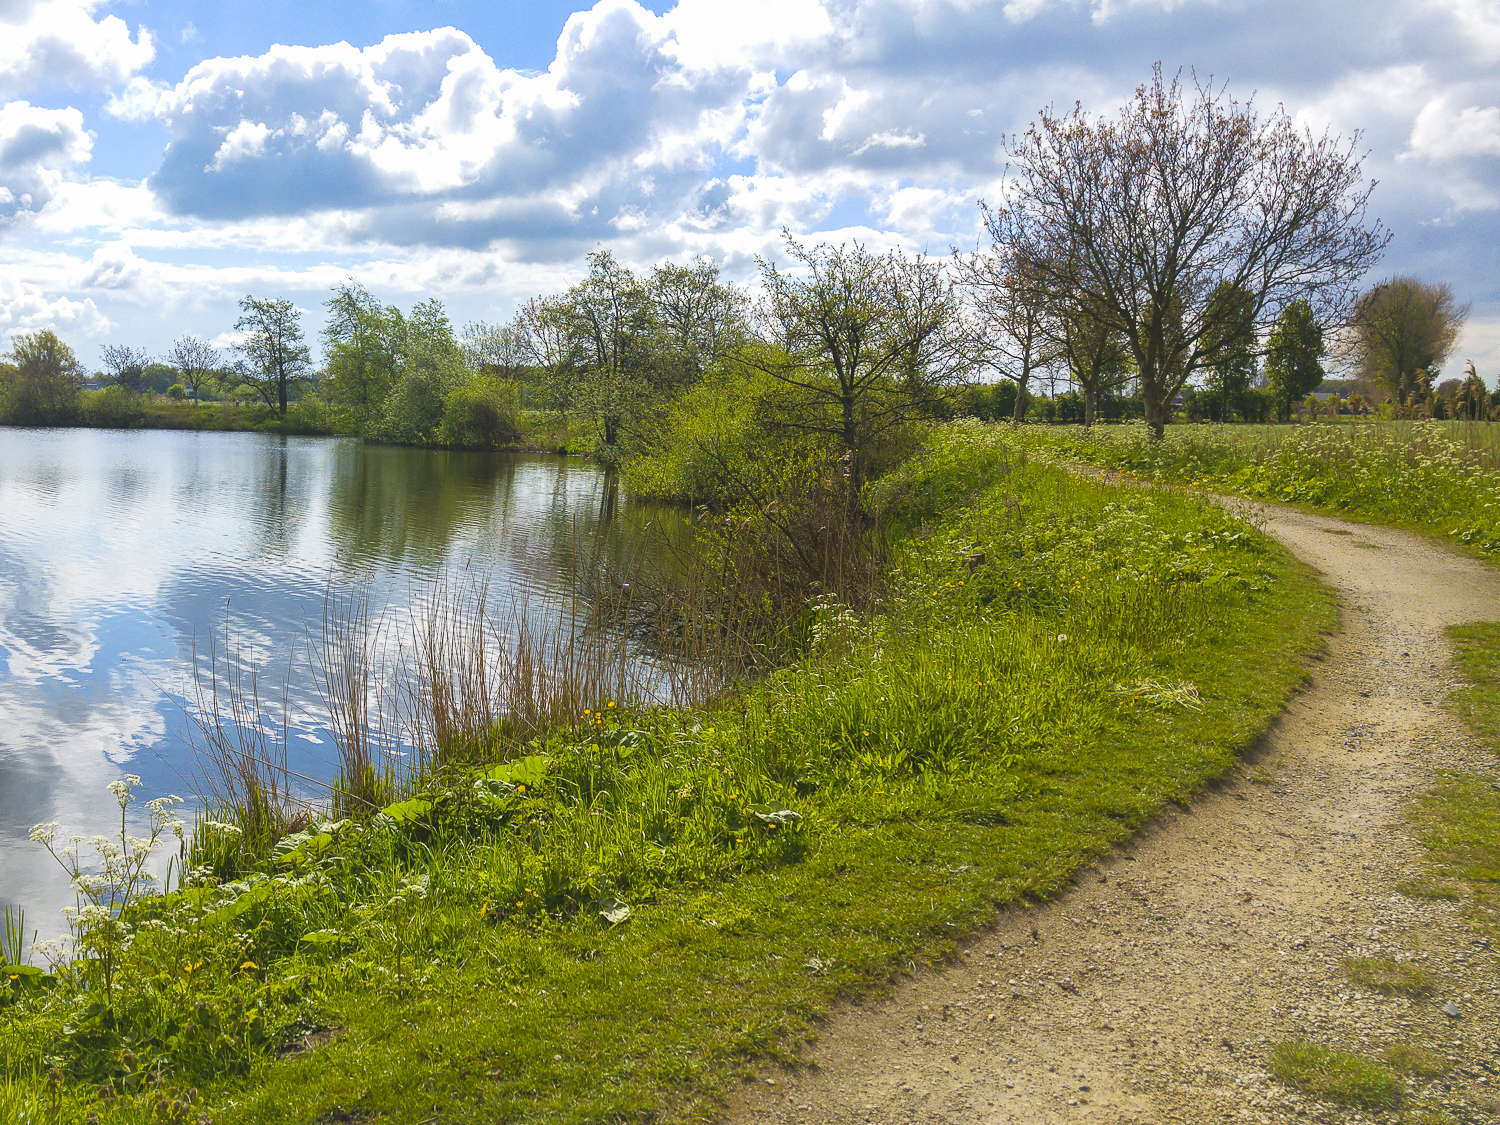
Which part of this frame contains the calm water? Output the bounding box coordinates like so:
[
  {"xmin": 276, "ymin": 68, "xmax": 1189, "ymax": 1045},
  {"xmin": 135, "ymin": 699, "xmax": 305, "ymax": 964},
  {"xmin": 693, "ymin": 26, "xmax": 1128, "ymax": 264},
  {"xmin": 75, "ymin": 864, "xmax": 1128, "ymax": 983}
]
[{"xmin": 0, "ymin": 427, "xmax": 674, "ymax": 941}]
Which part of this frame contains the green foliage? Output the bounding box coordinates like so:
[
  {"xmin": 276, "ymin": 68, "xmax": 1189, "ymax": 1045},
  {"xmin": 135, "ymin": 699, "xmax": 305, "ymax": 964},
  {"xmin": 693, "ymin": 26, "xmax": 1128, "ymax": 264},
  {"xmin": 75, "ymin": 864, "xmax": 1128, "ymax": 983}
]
[
  {"xmin": 1, "ymin": 330, "xmax": 83, "ymax": 425},
  {"xmin": 439, "ymin": 377, "xmax": 522, "ymax": 449},
  {"xmin": 1269, "ymin": 1040, "xmax": 1405, "ymax": 1109},
  {"xmin": 81, "ymin": 385, "xmax": 146, "ymax": 429},
  {"xmin": 1265, "ymin": 300, "xmax": 1325, "ymax": 421}
]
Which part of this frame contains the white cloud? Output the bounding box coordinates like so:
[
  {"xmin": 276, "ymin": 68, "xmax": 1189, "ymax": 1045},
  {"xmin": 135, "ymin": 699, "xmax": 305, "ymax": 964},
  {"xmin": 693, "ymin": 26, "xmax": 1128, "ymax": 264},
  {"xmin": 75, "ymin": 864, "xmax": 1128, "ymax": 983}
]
[
  {"xmin": 0, "ymin": 0, "xmax": 153, "ymax": 95},
  {"xmin": 0, "ymin": 272, "xmax": 110, "ymax": 339},
  {"xmin": 0, "ymin": 100, "xmax": 90, "ymax": 216},
  {"xmin": 1408, "ymin": 99, "xmax": 1500, "ymax": 162},
  {"xmin": 105, "ymin": 76, "xmax": 169, "ymax": 123}
]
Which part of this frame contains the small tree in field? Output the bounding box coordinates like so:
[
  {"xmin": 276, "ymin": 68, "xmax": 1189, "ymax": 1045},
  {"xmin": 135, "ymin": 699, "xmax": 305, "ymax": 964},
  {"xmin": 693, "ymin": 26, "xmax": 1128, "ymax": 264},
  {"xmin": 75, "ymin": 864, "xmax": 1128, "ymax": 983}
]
[
  {"xmin": 231, "ymin": 296, "xmax": 311, "ymax": 417},
  {"xmin": 957, "ymin": 235, "xmax": 1057, "ymax": 423},
  {"xmin": 101, "ymin": 345, "xmax": 151, "ymax": 393},
  {"xmin": 169, "ymin": 335, "xmax": 220, "ymax": 403},
  {"xmin": 4, "ymin": 329, "xmax": 83, "ymax": 424},
  {"xmin": 1349, "ymin": 277, "xmax": 1468, "ymax": 406},
  {"xmin": 991, "ymin": 65, "xmax": 1388, "ymax": 438}
]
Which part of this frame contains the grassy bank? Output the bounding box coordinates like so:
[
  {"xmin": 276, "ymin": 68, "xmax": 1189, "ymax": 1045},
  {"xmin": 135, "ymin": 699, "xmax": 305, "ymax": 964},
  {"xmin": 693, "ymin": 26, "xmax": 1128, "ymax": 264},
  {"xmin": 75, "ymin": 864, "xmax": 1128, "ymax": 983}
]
[
  {"xmin": 4, "ymin": 392, "xmax": 585, "ymax": 454},
  {"xmin": 1010, "ymin": 420, "xmax": 1500, "ymax": 556},
  {"xmin": 0, "ymin": 422, "xmax": 1336, "ymax": 1124}
]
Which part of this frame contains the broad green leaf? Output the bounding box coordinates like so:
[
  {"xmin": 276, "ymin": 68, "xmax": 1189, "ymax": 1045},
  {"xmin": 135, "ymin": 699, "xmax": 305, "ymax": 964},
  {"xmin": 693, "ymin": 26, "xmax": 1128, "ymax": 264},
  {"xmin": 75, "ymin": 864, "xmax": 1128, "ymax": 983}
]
[
  {"xmin": 599, "ymin": 893, "xmax": 631, "ymax": 925},
  {"xmin": 482, "ymin": 755, "xmax": 550, "ymax": 788}
]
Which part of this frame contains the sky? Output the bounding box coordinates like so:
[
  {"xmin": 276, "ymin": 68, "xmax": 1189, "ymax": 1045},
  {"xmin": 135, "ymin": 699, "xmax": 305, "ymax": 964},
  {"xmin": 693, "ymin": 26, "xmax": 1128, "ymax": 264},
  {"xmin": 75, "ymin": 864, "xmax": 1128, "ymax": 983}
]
[{"xmin": 1, "ymin": 0, "xmax": 1497, "ymax": 381}]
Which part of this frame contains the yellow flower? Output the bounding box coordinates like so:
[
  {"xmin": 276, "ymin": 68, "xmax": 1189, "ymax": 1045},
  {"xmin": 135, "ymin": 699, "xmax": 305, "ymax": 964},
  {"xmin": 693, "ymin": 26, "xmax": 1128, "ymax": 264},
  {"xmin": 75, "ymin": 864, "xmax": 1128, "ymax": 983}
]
[
  {"xmin": 239, "ymin": 961, "xmax": 258, "ymax": 972},
  {"xmin": 607, "ymin": 701, "xmax": 617, "ymax": 708}
]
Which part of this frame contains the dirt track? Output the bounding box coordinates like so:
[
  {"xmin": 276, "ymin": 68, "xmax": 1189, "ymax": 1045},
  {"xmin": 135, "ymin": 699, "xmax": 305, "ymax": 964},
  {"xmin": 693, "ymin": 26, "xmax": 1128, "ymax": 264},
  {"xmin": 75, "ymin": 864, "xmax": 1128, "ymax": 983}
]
[{"xmin": 725, "ymin": 505, "xmax": 1500, "ymax": 1125}]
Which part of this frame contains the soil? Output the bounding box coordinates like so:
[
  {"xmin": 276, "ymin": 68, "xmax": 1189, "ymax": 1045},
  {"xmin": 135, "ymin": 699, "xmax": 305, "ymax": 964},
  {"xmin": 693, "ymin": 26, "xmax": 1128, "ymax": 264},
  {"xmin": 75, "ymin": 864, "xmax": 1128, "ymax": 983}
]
[{"xmin": 723, "ymin": 504, "xmax": 1500, "ymax": 1125}]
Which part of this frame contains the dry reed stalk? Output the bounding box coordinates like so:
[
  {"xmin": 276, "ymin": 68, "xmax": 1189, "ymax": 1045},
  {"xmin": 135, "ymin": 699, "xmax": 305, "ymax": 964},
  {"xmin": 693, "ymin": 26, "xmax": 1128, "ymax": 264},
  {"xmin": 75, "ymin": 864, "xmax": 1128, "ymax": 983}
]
[{"xmin": 184, "ymin": 622, "xmax": 309, "ymax": 850}]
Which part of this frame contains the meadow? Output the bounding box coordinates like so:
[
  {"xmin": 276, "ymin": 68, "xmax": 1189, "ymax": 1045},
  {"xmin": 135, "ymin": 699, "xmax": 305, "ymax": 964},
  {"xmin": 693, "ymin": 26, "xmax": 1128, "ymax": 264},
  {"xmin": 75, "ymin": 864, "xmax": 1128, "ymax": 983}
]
[
  {"xmin": 0, "ymin": 422, "xmax": 1335, "ymax": 1124},
  {"xmin": 1011, "ymin": 419, "xmax": 1500, "ymax": 555}
]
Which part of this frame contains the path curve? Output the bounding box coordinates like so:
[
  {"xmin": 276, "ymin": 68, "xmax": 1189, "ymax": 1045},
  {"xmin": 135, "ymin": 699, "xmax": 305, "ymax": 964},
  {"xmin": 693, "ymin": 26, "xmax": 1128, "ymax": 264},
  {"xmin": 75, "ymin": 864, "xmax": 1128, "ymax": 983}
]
[{"xmin": 725, "ymin": 504, "xmax": 1500, "ymax": 1125}]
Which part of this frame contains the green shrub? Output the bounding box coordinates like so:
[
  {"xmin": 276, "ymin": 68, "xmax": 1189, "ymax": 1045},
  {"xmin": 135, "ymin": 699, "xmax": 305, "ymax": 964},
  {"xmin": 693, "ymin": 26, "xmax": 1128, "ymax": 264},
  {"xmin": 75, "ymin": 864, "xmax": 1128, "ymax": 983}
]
[
  {"xmin": 82, "ymin": 385, "xmax": 146, "ymax": 428},
  {"xmin": 440, "ymin": 377, "xmax": 522, "ymax": 449}
]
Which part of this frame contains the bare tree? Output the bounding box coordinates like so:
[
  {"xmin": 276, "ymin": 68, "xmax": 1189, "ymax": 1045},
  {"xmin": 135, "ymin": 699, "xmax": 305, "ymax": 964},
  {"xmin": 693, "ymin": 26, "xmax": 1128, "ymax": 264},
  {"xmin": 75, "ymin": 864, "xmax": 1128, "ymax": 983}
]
[
  {"xmin": 992, "ymin": 65, "xmax": 1388, "ymax": 438},
  {"xmin": 512, "ymin": 296, "xmax": 579, "ymax": 415},
  {"xmin": 230, "ymin": 296, "xmax": 311, "ymax": 417},
  {"xmin": 101, "ymin": 345, "xmax": 152, "ymax": 393},
  {"xmin": 958, "ymin": 219, "xmax": 1059, "ymax": 422},
  {"xmin": 751, "ymin": 234, "xmax": 967, "ymax": 490},
  {"xmin": 1348, "ymin": 276, "xmax": 1468, "ymax": 405},
  {"xmin": 169, "ymin": 335, "xmax": 221, "ymax": 404}
]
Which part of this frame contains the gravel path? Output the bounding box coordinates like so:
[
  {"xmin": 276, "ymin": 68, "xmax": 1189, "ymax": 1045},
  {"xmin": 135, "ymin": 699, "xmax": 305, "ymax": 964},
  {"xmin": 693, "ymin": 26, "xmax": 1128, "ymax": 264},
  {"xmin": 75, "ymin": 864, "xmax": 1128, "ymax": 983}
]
[{"xmin": 724, "ymin": 504, "xmax": 1500, "ymax": 1125}]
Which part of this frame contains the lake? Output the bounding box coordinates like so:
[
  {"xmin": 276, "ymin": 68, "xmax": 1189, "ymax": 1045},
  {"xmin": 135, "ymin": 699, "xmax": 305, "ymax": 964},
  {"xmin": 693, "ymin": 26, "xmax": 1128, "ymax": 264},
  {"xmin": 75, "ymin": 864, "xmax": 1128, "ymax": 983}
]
[{"xmin": 0, "ymin": 427, "xmax": 677, "ymax": 942}]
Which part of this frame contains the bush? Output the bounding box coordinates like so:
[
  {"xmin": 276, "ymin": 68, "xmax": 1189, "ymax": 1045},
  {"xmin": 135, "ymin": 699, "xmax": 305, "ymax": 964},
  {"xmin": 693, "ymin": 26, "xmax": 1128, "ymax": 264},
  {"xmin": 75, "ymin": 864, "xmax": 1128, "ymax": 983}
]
[
  {"xmin": 278, "ymin": 395, "xmax": 335, "ymax": 435},
  {"xmin": 82, "ymin": 385, "xmax": 146, "ymax": 428},
  {"xmin": 380, "ymin": 367, "xmax": 448, "ymax": 445},
  {"xmin": 440, "ymin": 378, "xmax": 522, "ymax": 449}
]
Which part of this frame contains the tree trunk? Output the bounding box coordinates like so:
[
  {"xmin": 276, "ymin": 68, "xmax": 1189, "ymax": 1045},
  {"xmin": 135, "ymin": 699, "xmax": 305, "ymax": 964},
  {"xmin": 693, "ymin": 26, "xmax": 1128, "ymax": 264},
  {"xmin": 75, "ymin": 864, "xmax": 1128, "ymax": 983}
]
[
  {"xmin": 1083, "ymin": 387, "xmax": 1097, "ymax": 427},
  {"xmin": 1144, "ymin": 389, "xmax": 1165, "ymax": 440},
  {"xmin": 277, "ymin": 368, "xmax": 288, "ymax": 418},
  {"xmin": 1012, "ymin": 374, "xmax": 1028, "ymax": 422}
]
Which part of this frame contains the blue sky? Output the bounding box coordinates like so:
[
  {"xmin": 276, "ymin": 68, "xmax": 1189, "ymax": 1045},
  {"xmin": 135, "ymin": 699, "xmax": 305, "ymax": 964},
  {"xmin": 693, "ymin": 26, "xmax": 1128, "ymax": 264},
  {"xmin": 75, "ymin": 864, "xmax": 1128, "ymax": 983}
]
[{"xmin": 2, "ymin": 0, "xmax": 1498, "ymax": 381}]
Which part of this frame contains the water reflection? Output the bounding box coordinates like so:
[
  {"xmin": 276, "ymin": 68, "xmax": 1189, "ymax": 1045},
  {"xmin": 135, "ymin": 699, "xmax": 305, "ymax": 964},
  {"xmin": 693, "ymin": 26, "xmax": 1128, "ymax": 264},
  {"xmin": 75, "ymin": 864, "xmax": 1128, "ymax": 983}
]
[{"xmin": 0, "ymin": 428, "xmax": 683, "ymax": 943}]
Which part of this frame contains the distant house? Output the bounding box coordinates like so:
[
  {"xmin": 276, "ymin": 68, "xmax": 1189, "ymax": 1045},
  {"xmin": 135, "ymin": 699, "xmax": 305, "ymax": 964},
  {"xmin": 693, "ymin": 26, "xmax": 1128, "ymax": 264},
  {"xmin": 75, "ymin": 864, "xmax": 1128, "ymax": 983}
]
[{"xmin": 80, "ymin": 378, "xmax": 110, "ymax": 391}]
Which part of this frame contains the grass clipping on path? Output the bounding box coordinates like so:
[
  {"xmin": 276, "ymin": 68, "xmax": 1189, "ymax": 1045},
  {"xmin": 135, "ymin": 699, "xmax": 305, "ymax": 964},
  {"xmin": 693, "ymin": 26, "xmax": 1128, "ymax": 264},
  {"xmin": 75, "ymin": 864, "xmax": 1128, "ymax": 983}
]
[
  {"xmin": 0, "ymin": 422, "xmax": 1336, "ymax": 1125},
  {"xmin": 1269, "ymin": 1041, "xmax": 1405, "ymax": 1110}
]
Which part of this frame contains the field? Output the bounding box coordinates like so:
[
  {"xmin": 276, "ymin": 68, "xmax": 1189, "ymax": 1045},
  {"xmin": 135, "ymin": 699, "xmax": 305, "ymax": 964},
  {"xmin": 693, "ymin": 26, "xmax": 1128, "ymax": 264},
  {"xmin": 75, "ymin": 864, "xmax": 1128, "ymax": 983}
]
[
  {"xmin": 1012, "ymin": 419, "xmax": 1500, "ymax": 555},
  {"xmin": 0, "ymin": 422, "xmax": 1335, "ymax": 1124}
]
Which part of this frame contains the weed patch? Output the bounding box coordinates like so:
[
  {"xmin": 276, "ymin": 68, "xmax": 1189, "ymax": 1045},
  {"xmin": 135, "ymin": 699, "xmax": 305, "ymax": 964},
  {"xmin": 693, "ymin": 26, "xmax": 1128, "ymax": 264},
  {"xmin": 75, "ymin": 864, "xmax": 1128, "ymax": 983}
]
[{"xmin": 1269, "ymin": 1040, "xmax": 1405, "ymax": 1109}]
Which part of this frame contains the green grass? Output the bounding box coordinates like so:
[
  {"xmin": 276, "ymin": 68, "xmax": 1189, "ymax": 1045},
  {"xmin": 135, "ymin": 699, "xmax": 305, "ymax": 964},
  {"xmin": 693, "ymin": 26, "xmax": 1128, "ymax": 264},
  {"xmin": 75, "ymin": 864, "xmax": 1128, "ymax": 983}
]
[
  {"xmin": 1450, "ymin": 623, "xmax": 1500, "ymax": 747},
  {"xmin": 0, "ymin": 422, "xmax": 1337, "ymax": 1123},
  {"xmin": 1343, "ymin": 957, "xmax": 1435, "ymax": 997},
  {"xmin": 1268, "ymin": 1040, "xmax": 1405, "ymax": 1109},
  {"xmin": 1381, "ymin": 1043, "xmax": 1451, "ymax": 1081},
  {"xmin": 1011, "ymin": 420, "xmax": 1500, "ymax": 556},
  {"xmin": 1396, "ymin": 622, "xmax": 1500, "ymax": 941}
]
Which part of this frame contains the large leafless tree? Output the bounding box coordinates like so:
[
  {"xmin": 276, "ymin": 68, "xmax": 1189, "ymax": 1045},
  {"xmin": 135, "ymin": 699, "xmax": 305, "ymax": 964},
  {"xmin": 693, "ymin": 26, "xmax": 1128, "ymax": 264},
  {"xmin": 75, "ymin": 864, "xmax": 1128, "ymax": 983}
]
[{"xmin": 990, "ymin": 65, "xmax": 1388, "ymax": 438}]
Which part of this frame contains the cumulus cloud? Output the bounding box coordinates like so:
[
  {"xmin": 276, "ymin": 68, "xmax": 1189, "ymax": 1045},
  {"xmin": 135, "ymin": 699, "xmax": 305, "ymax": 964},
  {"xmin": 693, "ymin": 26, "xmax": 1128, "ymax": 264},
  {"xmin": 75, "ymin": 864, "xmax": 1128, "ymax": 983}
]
[
  {"xmin": 0, "ymin": 0, "xmax": 153, "ymax": 95},
  {"xmin": 0, "ymin": 0, "xmax": 1496, "ymax": 378},
  {"xmin": 0, "ymin": 100, "xmax": 90, "ymax": 217},
  {"xmin": 148, "ymin": 5, "xmax": 753, "ymax": 238},
  {"xmin": 1408, "ymin": 98, "xmax": 1500, "ymax": 161},
  {"xmin": 0, "ymin": 272, "xmax": 110, "ymax": 339}
]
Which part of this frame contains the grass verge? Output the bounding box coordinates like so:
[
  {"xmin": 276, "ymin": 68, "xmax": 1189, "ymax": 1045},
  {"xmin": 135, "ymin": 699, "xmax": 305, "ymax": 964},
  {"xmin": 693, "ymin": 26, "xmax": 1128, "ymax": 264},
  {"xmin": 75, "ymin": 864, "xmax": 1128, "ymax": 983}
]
[
  {"xmin": 0, "ymin": 422, "xmax": 1337, "ymax": 1123},
  {"xmin": 1009, "ymin": 420, "xmax": 1500, "ymax": 559}
]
